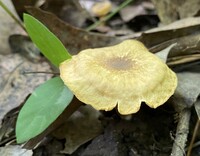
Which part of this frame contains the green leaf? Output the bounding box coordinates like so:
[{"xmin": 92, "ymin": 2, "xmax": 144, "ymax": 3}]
[
  {"xmin": 16, "ymin": 77, "xmax": 74, "ymax": 143},
  {"xmin": 23, "ymin": 14, "xmax": 71, "ymax": 67}
]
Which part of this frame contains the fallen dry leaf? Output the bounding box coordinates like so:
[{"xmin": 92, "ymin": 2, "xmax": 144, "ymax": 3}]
[
  {"xmin": 9, "ymin": 35, "xmax": 41, "ymax": 62},
  {"xmin": 168, "ymin": 54, "xmax": 200, "ymax": 68},
  {"xmin": 178, "ymin": 0, "xmax": 200, "ymax": 18},
  {"xmin": 146, "ymin": 17, "xmax": 200, "ymax": 33},
  {"xmin": 120, "ymin": 1, "xmax": 154, "ymax": 22},
  {"xmin": 0, "ymin": 53, "xmax": 51, "ymax": 125},
  {"xmin": 27, "ymin": 4, "xmax": 165, "ymax": 52},
  {"xmin": 0, "ymin": 0, "xmax": 24, "ymax": 54},
  {"xmin": 148, "ymin": 34, "xmax": 200, "ymax": 70},
  {"xmin": 121, "ymin": 17, "xmax": 200, "ymax": 49},
  {"xmin": 152, "ymin": 0, "xmax": 200, "ymax": 24},
  {"xmin": 155, "ymin": 43, "xmax": 177, "ymax": 62},
  {"xmin": 53, "ymin": 105, "xmax": 102, "ymax": 154},
  {"xmin": 171, "ymin": 72, "xmax": 200, "ymax": 112},
  {"xmin": 26, "ymin": 7, "xmax": 121, "ymax": 55},
  {"xmin": 168, "ymin": 34, "xmax": 200, "ymax": 57},
  {"xmin": 41, "ymin": 0, "xmax": 87, "ymax": 27},
  {"xmin": 11, "ymin": 0, "xmax": 38, "ymax": 19}
]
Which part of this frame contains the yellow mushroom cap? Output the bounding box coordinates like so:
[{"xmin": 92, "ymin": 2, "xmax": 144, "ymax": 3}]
[
  {"xmin": 60, "ymin": 40, "xmax": 177, "ymax": 115},
  {"xmin": 91, "ymin": 1, "xmax": 112, "ymax": 17}
]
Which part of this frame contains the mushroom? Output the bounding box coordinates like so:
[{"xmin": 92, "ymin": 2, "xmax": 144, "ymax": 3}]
[
  {"xmin": 60, "ymin": 40, "xmax": 177, "ymax": 115},
  {"xmin": 91, "ymin": 1, "xmax": 112, "ymax": 17}
]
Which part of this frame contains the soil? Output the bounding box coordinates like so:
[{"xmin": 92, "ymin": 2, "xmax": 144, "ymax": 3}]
[{"xmin": 32, "ymin": 103, "xmax": 176, "ymax": 156}]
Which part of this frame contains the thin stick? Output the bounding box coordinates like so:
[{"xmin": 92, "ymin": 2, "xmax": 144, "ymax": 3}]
[
  {"xmin": 171, "ymin": 108, "xmax": 191, "ymax": 156},
  {"xmin": 0, "ymin": 0, "xmax": 26, "ymax": 31},
  {"xmin": 186, "ymin": 119, "xmax": 200, "ymax": 156},
  {"xmin": 22, "ymin": 71, "xmax": 59, "ymax": 75},
  {"xmin": 86, "ymin": 0, "xmax": 133, "ymax": 31},
  {"xmin": 186, "ymin": 141, "xmax": 200, "ymax": 150}
]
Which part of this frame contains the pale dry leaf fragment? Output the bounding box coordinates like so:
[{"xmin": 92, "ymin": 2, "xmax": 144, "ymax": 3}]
[
  {"xmin": 0, "ymin": 145, "xmax": 32, "ymax": 156},
  {"xmin": 178, "ymin": 0, "xmax": 200, "ymax": 18},
  {"xmin": 172, "ymin": 72, "xmax": 200, "ymax": 112},
  {"xmin": 152, "ymin": 0, "xmax": 200, "ymax": 24},
  {"xmin": 60, "ymin": 40, "xmax": 177, "ymax": 115},
  {"xmin": 155, "ymin": 43, "xmax": 177, "ymax": 62},
  {"xmin": 0, "ymin": 54, "xmax": 51, "ymax": 125},
  {"xmin": 0, "ymin": 0, "xmax": 24, "ymax": 54},
  {"xmin": 119, "ymin": 1, "xmax": 155, "ymax": 22}
]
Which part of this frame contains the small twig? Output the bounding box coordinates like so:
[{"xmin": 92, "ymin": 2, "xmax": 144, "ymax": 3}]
[
  {"xmin": 0, "ymin": 62, "xmax": 23, "ymax": 94},
  {"xmin": 0, "ymin": 0, "xmax": 26, "ymax": 31},
  {"xmin": 86, "ymin": 0, "xmax": 133, "ymax": 31},
  {"xmin": 186, "ymin": 119, "xmax": 200, "ymax": 156},
  {"xmin": 186, "ymin": 141, "xmax": 200, "ymax": 150},
  {"xmin": 0, "ymin": 135, "xmax": 15, "ymax": 146},
  {"xmin": 22, "ymin": 71, "xmax": 59, "ymax": 75},
  {"xmin": 171, "ymin": 108, "xmax": 191, "ymax": 156}
]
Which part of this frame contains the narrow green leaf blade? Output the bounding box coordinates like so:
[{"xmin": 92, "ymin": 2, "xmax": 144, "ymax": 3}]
[
  {"xmin": 23, "ymin": 14, "xmax": 71, "ymax": 67},
  {"xmin": 16, "ymin": 77, "xmax": 74, "ymax": 143}
]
